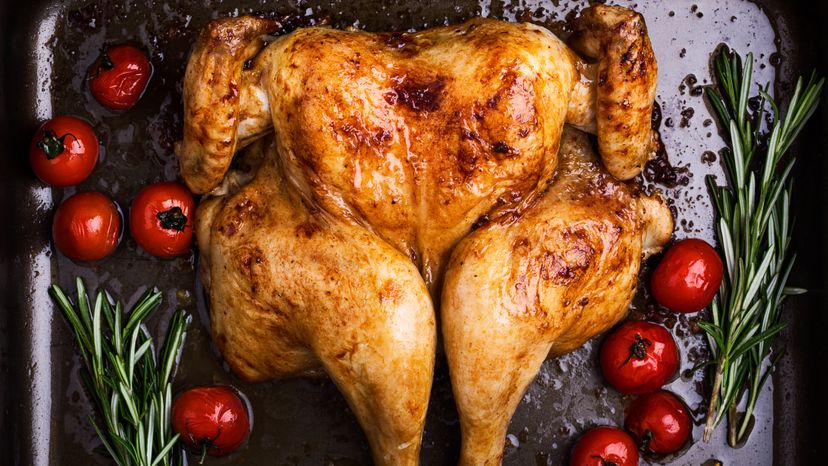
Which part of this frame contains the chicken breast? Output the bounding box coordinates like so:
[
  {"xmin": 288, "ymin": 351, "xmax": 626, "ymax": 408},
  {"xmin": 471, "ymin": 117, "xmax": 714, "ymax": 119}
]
[{"xmin": 177, "ymin": 5, "xmax": 659, "ymax": 291}]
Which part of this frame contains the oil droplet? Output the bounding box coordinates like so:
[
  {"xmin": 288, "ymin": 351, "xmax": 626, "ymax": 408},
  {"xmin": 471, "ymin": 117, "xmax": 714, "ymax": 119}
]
[
  {"xmin": 769, "ymin": 52, "xmax": 783, "ymax": 66},
  {"xmin": 701, "ymin": 150, "xmax": 717, "ymax": 165}
]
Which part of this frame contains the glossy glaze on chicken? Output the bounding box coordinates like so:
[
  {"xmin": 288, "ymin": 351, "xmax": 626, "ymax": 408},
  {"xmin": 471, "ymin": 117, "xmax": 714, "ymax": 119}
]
[{"xmin": 177, "ymin": 5, "xmax": 672, "ymax": 465}]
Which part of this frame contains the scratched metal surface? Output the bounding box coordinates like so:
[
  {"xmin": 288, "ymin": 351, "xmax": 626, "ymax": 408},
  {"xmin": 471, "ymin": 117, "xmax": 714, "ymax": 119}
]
[{"xmin": 2, "ymin": 0, "xmax": 826, "ymax": 465}]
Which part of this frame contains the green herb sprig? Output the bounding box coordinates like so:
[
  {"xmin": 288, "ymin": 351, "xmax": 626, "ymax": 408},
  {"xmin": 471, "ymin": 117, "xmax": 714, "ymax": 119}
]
[
  {"xmin": 700, "ymin": 46, "xmax": 823, "ymax": 445},
  {"xmin": 51, "ymin": 278, "xmax": 190, "ymax": 466}
]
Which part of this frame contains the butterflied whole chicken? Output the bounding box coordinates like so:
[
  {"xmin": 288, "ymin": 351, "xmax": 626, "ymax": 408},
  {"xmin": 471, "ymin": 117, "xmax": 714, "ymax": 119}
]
[{"xmin": 178, "ymin": 4, "xmax": 671, "ymax": 465}]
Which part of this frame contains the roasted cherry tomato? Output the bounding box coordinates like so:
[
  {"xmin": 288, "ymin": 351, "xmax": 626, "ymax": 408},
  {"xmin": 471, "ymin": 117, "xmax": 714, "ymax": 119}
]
[
  {"xmin": 172, "ymin": 386, "xmax": 251, "ymax": 460},
  {"xmin": 650, "ymin": 238, "xmax": 723, "ymax": 313},
  {"xmin": 600, "ymin": 321, "xmax": 679, "ymax": 395},
  {"xmin": 570, "ymin": 426, "xmax": 639, "ymax": 466},
  {"xmin": 624, "ymin": 390, "xmax": 692, "ymax": 454},
  {"xmin": 29, "ymin": 115, "xmax": 99, "ymax": 187},
  {"xmin": 129, "ymin": 182, "xmax": 194, "ymax": 258},
  {"xmin": 52, "ymin": 191, "xmax": 121, "ymax": 261},
  {"xmin": 88, "ymin": 44, "xmax": 152, "ymax": 110}
]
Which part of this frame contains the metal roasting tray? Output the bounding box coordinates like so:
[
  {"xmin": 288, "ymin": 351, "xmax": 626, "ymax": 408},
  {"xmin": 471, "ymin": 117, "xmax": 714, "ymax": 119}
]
[{"xmin": 1, "ymin": 0, "xmax": 826, "ymax": 465}]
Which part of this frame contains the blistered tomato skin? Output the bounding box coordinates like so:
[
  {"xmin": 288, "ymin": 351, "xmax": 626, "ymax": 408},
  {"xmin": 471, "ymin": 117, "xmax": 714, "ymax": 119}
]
[
  {"xmin": 88, "ymin": 44, "xmax": 152, "ymax": 110},
  {"xmin": 570, "ymin": 426, "xmax": 639, "ymax": 466},
  {"xmin": 130, "ymin": 182, "xmax": 195, "ymax": 258},
  {"xmin": 29, "ymin": 116, "xmax": 99, "ymax": 187},
  {"xmin": 625, "ymin": 390, "xmax": 692, "ymax": 454},
  {"xmin": 650, "ymin": 238, "xmax": 724, "ymax": 313},
  {"xmin": 172, "ymin": 386, "xmax": 251, "ymax": 458},
  {"xmin": 600, "ymin": 321, "xmax": 680, "ymax": 395},
  {"xmin": 52, "ymin": 192, "xmax": 121, "ymax": 261}
]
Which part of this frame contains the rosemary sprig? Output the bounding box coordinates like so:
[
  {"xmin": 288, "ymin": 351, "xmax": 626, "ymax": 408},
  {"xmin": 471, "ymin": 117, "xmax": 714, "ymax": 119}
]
[
  {"xmin": 700, "ymin": 46, "xmax": 823, "ymax": 445},
  {"xmin": 50, "ymin": 278, "xmax": 191, "ymax": 466}
]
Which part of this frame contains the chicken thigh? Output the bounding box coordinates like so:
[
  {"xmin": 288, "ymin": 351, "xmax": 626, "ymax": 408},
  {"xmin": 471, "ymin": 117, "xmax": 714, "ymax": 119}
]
[{"xmin": 178, "ymin": 5, "xmax": 669, "ymax": 465}]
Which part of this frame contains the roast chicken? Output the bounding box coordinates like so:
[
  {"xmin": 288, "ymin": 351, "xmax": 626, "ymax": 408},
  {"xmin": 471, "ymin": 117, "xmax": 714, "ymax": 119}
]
[{"xmin": 177, "ymin": 4, "xmax": 672, "ymax": 465}]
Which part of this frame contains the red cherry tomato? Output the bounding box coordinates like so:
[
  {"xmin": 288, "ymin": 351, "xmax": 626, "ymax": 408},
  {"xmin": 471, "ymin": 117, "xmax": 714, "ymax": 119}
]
[
  {"xmin": 600, "ymin": 321, "xmax": 679, "ymax": 395},
  {"xmin": 570, "ymin": 426, "xmax": 639, "ymax": 466},
  {"xmin": 624, "ymin": 390, "xmax": 692, "ymax": 454},
  {"xmin": 650, "ymin": 239, "xmax": 724, "ymax": 313},
  {"xmin": 129, "ymin": 182, "xmax": 195, "ymax": 258},
  {"xmin": 52, "ymin": 192, "xmax": 121, "ymax": 261},
  {"xmin": 29, "ymin": 116, "xmax": 99, "ymax": 187},
  {"xmin": 88, "ymin": 44, "xmax": 152, "ymax": 110},
  {"xmin": 172, "ymin": 386, "xmax": 251, "ymax": 459}
]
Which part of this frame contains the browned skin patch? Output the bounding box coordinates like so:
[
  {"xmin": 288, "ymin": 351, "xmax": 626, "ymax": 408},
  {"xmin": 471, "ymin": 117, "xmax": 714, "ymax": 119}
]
[
  {"xmin": 379, "ymin": 279, "xmax": 405, "ymax": 304},
  {"xmin": 295, "ymin": 220, "xmax": 322, "ymax": 238},
  {"xmin": 388, "ymin": 74, "xmax": 447, "ymax": 112}
]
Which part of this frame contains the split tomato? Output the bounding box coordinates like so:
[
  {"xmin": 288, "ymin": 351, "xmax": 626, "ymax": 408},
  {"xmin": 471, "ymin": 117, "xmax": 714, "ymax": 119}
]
[{"xmin": 88, "ymin": 44, "xmax": 152, "ymax": 110}]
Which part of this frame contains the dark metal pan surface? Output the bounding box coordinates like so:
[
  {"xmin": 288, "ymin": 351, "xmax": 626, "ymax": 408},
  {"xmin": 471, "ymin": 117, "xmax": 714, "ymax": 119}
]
[{"xmin": 1, "ymin": 0, "xmax": 826, "ymax": 465}]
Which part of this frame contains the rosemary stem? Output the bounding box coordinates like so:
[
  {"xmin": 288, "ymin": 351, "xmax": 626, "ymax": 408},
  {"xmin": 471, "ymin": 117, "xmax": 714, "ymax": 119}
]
[
  {"xmin": 704, "ymin": 359, "xmax": 725, "ymax": 442},
  {"xmin": 727, "ymin": 402, "xmax": 738, "ymax": 447}
]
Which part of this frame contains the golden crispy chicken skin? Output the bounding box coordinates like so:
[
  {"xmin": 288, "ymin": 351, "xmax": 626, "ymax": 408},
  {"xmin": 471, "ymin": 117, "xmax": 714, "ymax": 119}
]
[
  {"xmin": 442, "ymin": 128, "xmax": 672, "ymax": 465},
  {"xmin": 176, "ymin": 16, "xmax": 280, "ymax": 195},
  {"xmin": 177, "ymin": 5, "xmax": 659, "ymax": 290},
  {"xmin": 196, "ymin": 138, "xmax": 436, "ymax": 466},
  {"xmin": 180, "ymin": 6, "xmax": 668, "ymax": 465},
  {"xmin": 570, "ymin": 5, "xmax": 659, "ymax": 180}
]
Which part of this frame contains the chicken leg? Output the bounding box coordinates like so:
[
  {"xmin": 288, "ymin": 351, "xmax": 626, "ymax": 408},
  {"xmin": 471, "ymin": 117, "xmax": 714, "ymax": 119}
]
[
  {"xmin": 441, "ymin": 128, "xmax": 672, "ymax": 465},
  {"xmin": 196, "ymin": 138, "xmax": 436, "ymax": 466}
]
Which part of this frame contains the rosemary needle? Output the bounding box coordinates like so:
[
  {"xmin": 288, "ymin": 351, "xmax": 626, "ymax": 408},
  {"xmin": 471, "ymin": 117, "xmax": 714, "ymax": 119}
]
[
  {"xmin": 50, "ymin": 278, "xmax": 190, "ymax": 466},
  {"xmin": 700, "ymin": 46, "xmax": 823, "ymax": 445}
]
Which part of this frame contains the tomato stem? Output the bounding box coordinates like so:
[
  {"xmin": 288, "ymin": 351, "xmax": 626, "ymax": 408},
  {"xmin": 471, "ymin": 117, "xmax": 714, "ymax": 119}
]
[
  {"xmin": 638, "ymin": 429, "xmax": 653, "ymax": 452},
  {"xmin": 37, "ymin": 129, "xmax": 76, "ymax": 160},
  {"xmin": 100, "ymin": 46, "xmax": 114, "ymax": 70},
  {"xmin": 199, "ymin": 442, "xmax": 208, "ymax": 465},
  {"xmin": 620, "ymin": 333, "xmax": 651, "ymax": 368},
  {"xmin": 590, "ymin": 455, "xmax": 618, "ymax": 466},
  {"xmin": 703, "ymin": 359, "xmax": 724, "ymax": 442},
  {"xmin": 157, "ymin": 206, "xmax": 188, "ymax": 231}
]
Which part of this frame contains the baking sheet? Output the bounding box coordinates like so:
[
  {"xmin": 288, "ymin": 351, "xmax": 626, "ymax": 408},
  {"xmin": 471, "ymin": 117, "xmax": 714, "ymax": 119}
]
[{"xmin": 2, "ymin": 0, "xmax": 826, "ymax": 465}]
